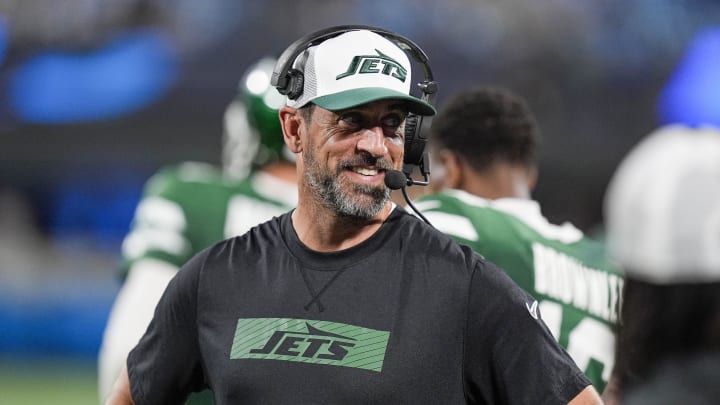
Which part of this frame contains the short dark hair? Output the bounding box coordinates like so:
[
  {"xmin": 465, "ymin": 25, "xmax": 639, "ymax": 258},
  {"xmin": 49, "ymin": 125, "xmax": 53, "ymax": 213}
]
[
  {"xmin": 614, "ymin": 277, "xmax": 720, "ymax": 393},
  {"xmin": 430, "ymin": 87, "xmax": 540, "ymax": 172},
  {"xmin": 300, "ymin": 103, "xmax": 316, "ymax": 125}
]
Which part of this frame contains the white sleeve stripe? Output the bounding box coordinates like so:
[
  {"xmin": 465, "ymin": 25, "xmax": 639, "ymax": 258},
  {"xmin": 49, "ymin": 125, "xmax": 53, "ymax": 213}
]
[{"xmin": 422, "ymin": 211, "xmax": 479, "ymax": 241}]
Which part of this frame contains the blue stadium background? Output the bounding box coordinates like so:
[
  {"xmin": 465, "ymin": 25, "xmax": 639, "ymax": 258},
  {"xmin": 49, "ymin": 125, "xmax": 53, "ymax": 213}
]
[{"xmin": 0, "ymin": 1, "xmax": 719, "ymax": 402}]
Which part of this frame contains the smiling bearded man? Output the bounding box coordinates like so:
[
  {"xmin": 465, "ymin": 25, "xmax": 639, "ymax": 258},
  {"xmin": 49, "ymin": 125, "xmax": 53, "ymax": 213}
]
[
  {"xmin": 301, "ymin": 107, "xmax": 399, "ymax": 219},
  {"xmin": 104, "ymin": 26, "xmax": 601, "ymax": 405}
]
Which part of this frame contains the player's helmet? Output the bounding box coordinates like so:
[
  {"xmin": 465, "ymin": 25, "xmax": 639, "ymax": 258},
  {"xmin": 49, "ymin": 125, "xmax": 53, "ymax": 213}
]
[{"xmin": 222, "ymin": 57, "xmax": 290, "ymax": 179}]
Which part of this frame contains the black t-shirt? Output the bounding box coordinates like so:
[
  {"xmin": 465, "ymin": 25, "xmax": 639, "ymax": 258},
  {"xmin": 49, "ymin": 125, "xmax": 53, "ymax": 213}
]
[{"xmin": 128, "ymin": 207, "xmax": 590, "ymax": 404}]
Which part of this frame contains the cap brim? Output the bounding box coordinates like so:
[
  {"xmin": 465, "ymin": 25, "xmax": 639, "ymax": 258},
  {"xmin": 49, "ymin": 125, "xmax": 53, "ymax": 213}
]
[{"xmin": 312, "ymin": 87, "xmax": 436, "ymax": 116}]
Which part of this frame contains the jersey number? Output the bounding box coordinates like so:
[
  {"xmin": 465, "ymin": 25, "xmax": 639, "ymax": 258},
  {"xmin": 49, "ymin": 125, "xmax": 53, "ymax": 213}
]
[{"xmin": 539, "ymin": 300, "xmax": 614, "ymax": 384}]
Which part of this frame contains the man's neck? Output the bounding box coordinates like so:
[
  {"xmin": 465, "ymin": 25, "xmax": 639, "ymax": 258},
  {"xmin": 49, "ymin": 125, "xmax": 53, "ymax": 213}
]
[
  {"xmin": 462, "ymin": 163, "xmax": 532, "ymax": 200},
  {"xmin": 291, "ymin": 201, "xmax": 393, "ymax": 252}
]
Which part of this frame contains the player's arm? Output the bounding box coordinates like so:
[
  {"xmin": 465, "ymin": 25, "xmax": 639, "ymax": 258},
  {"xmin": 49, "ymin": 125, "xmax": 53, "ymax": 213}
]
[
  {"xmin": 98, "ymin": 259, "xmax": 178, "ymax": 400},
  {"xmin": 601, "ymin": 369, "xmax": 621, "ymax": 405},
  {"xmin": 104, "ymin": 364, "xmax": 134, "ymax": 405},
  {"xmin": 568, "ymin": 386, "xmax": 603, "ymax": 405},
  {"xmin": 119, "ymin": 246, "xmax": 207, "ymax": 404},
  {"xmin": 99, "ymin": 171, "xmax": 194, "ymax": 400}
]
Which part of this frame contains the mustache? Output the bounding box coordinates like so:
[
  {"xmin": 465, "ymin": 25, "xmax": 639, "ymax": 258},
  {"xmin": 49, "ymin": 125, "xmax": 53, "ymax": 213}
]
[{"xmin": 338, "ymin": 153, "xmax": 394, "ymax": 172}]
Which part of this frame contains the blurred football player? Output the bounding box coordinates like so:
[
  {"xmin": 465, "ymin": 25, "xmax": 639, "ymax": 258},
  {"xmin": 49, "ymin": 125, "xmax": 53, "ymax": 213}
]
[
  {"xmin": 414, "ymin": 86, "xmax": 623, "ymax": 392},
  {"xmin": 98, "ymin": 57, "xmax": 297, "ymax": 403}
]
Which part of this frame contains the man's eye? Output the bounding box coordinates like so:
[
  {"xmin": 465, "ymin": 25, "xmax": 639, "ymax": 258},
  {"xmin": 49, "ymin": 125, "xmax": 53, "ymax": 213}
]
[
  {"xmin": 339, "ymin": 112, "xmax": 363, "ymax": 127},
  {"xmin": 382, "ymin": 115, "xmax": 402, "ymax": 128},
  {"xmin": 381, "ymin": 115, "xmax": 405, "ymax": 137}
]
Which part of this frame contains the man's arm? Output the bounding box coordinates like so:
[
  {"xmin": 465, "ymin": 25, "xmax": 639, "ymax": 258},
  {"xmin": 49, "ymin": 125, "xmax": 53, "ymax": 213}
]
[
  {"xmin": 104, "ymin": 365, "xmax": 134, "ymax": 405},
  {"xmin": 568, "ymin": 386, "xmax": 604, "ymax": 405}
]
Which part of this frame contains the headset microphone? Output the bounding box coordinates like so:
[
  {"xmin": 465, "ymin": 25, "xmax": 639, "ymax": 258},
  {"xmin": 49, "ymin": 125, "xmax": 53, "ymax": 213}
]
[
  {"xmin": 384, "ymin": 169, "xmax": 431, "ymax": 190},
  {"xmin": 384, "ymin": 170, "xmax": 433, "ymax": 226},
  {"xmin": 384, "ymin": 170, "xmax": 410, "ymax": 190}
]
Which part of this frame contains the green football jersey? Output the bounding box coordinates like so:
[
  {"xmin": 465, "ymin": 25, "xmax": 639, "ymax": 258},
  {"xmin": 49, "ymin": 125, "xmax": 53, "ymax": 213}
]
[
  {"xmin": 416, "ymin": 189, "xmax": 622, "ymax": 392},
  {"xmin": 121, "ymin": 162, "xmax": 297, "ymax": 275},
  {"xmin": 117, "ymin": 162, "xmax": 296, "ymax": 404}
]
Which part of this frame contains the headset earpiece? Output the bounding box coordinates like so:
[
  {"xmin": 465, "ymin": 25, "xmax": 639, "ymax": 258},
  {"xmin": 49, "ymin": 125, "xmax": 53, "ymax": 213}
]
[
  {"xmin": 282, "ymin": 68, "xmax": 304, "ymax": 100},
  {"xmin": 402, "ymin": 78, "xmax": 437, "ymax": 177},
  {"xmin": 403, "ymin": 114, "xmax": 421, "ymax": 162}
]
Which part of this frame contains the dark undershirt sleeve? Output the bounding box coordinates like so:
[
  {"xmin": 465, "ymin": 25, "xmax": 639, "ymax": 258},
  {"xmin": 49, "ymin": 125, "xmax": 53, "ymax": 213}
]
[
  {"xmin": 127, "ymin": 249, "xmax": 209, "ymax": 405},
  {"xmin": 464, "ymin": 259, "xmax": 591, "ymax": 405}
]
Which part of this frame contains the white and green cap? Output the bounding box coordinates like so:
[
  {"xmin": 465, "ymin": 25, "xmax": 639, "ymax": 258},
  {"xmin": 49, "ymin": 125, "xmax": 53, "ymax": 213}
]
[
  {"xmin": 288, "ymin": 30, "xmax": 436, "ymax": 116},
  {"xmin": 604, "ymin": 124, "xmax": 720, "ymax": 284}
]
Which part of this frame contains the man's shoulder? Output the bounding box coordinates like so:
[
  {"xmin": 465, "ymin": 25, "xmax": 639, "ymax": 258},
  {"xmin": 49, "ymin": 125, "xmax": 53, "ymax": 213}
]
[
  {"xmin": 391, "ymin": 206, "xmax": 489, "ymax": 268},
  {"xmin": 200, "ymin": 213, "xmax": 289, "ymax": 267},
  {"xmin": 226, "ymin": 211, "xmax": 288, "ymax": 243}
]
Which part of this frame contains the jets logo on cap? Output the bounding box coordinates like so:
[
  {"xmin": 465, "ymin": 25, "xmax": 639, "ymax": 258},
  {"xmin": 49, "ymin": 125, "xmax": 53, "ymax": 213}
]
[{"xmin": 336, "ymin": 49, "xmax": 407, "ymax": 82}]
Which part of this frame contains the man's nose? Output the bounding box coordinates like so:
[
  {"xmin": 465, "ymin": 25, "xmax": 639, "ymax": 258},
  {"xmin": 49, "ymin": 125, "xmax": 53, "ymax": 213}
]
[{"xmin": 356, "ymin": 127, "xmax": 388, "ymax": 157}]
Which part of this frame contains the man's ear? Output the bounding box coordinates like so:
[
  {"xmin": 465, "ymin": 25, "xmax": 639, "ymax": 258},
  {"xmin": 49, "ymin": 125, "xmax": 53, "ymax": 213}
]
[
  {"xmin": 279, "ymin": 106, "xmax": 303, "ymax": 153},
  {"xmin": 527, "ymin": 165, "xmax": 538, "ymax": 192},
  {"xmin": 438, "ymin": 149, "xmax": 463, "ymax": 190}
]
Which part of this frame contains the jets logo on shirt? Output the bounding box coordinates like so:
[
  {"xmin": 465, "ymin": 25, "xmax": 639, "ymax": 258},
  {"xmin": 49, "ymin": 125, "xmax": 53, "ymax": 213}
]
[{"xmin": 230, "ymin": 318, "xmax": 390, "ymax": 372}]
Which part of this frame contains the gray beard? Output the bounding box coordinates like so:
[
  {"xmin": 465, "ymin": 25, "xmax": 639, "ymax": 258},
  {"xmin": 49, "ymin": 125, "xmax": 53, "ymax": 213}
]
[{"xmin": 303, "ymin": 149, "xmax": 391, "ymax": 219}]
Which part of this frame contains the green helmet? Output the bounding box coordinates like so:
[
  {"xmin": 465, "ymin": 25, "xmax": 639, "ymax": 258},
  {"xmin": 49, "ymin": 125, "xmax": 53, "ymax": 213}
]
[{"xmin": 222, "ymin": 57, "xmax": 290, "ymax": 179}]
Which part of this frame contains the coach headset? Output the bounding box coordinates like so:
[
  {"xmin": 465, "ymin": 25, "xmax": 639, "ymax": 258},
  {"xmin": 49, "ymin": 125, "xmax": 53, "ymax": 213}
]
[{"xmin": 271, "ymin": 25, "xmax": 439, "ymax": 187}]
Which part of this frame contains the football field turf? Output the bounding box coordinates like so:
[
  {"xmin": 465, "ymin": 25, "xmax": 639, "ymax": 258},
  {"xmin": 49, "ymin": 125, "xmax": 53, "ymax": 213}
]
[{"xmin": 0, "ymin": 357, "xmax": 97, "ymax": 405}]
